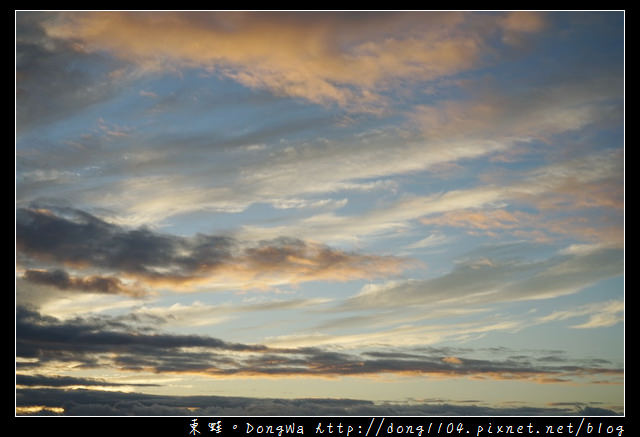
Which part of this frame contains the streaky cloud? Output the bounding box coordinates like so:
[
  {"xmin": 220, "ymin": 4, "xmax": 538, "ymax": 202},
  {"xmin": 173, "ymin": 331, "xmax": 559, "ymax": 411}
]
[
  {"xmin": 16, "ymin": 374, "xmax": 159, "ymax": 388},
  {"xmin": 345, "ymin": 246, "xmax": 623, "ymax": 310},
  {"xmin": 38, "ymin": 11, "xmax": 546, "ymax": 113},
  {"xmin": 16, "ymin": 307, "xmax": 622, "ymax": 383},
  {"xmin": 15, "ymin": 387, "xmax": 619, "ymax": 416}
]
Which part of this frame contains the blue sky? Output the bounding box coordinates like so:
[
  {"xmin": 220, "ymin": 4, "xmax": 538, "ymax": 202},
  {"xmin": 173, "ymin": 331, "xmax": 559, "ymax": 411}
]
[{"xmin": 16, "ymin": 11, "xmax": 623, "ymax": 416}]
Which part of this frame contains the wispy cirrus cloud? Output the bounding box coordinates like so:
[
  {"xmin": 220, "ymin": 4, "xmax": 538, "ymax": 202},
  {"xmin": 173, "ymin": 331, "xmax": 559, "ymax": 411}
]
[
  {"xmin": 538, "ymin": 300, "xmax": 624, "ymax": 329},
  {"xmin": 242, "ymin": 147, "xmax": 623, "ymax": 246},
  {"xmin": 345, "ymin": 246, "xmax": 623, "ymax": 310},
  {"xmin": 410, "ymin": 73, "xmax": 622, "ymax": 143},
  {"xmin": 125, "ymin": 298, "xmax": 332, "ymax": 328}
]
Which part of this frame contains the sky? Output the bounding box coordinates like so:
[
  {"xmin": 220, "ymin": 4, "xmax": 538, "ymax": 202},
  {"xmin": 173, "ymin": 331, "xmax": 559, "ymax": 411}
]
[{"xmin": 15, "ymin": 11, "xmax": 624, "ymax": 416}]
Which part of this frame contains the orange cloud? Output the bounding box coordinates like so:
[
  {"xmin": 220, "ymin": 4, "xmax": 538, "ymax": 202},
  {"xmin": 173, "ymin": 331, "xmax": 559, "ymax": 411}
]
[
  {"xmin": 502, "ymin": 11, "xmax": 546, "ymax": 33},
  {"xmin": 420, "ymin": 209, "xmax": 530, "ymax": 231},
  {"xmin": 42, "ymin": 11, "xmax": 545, "ymax": 112},
  {"xmin": 17, "ymin": 206, "xmax": 410, "ymax": 293},
  {"xmin": 411, "ymin": 84, "xmax": 608, "ymax": 142},
  {"xmin": 519, "ymin": 179, "xmax": 623, "ymax": 212},
  {"xmin": 419, "ymin": 205, "xmax": 622, "ymax": 247},
  {"xmin": 16, "ymin": 406, "xmax": 65, "ymax": 415},
  {"xmin": 123, "ymin": 240, "xmax": 409, "ymax": 292},
  {"xmin": 501, "ymin": 11, "xmax": 546, "ymax": 45}
]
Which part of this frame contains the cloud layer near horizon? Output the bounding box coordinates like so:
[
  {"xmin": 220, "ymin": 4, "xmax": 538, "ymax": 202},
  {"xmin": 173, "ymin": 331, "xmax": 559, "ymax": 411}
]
[{"xmin": 16, "ymin": 386, "xmax": 618, "ymax": 416}]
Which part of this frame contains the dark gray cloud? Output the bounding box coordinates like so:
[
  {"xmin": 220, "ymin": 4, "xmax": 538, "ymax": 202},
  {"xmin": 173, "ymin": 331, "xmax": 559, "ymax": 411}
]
[
  {"xmin": 22, "ymin": 269, "xmax": 146, "ymax": 297},
  {"xmin": 15, "ymin": 387, "xmax": 618, "ymax": 416},
  {"xmin": 16, "ymin": 307, "xmax": 622, "ymax": 382},
  {"xmin": 16, "ymin": 206, "xmax": 214, "ymax": 279},
  {"xmin": 16, "ymin": 12, "xmax": 126, "ymax": 132},
  {"xmin": 16, "ymin": 374, "xmax": 159, "ymax": 388},
  {"xmin": 16, "ymin": 206, "xmax": 404, "ymax": 287},
  {"xmin": 16, "ymin": 306, "xmax": 266, "ymax": 365}
]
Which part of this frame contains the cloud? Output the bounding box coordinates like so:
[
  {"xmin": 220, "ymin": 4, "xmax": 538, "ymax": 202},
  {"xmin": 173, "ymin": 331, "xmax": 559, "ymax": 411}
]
[
  {"xmin": 15, "ymin": 305, "xmax": 267, "ymax": 369},
  {"xmin": 16, "ymin": 280, "xmax": 147, "ymax": 322},
  {"xmin": 16, "ymin": 374, "xmax": 159, "ymax": 388},
  {"xmin": 420, "ymin": 209, "xmax": 525, "ymax": 232},
  {"xmin": 240, "ymin": 144, "xmax": 622, "ymax": 248},
  {"xmin": 129, "ymin": 298, "xmax": 331, "ymax": 328},
  {"xmin": 16, "ymin": 307, "xmax": 622, "ymax": 384},
  {"xmin": 501, "ymin": 11, "xmax": 546, "ymax": 34},
  {"xmin": 16, "ymin": 206, "xmax": 407, "ymax": 291},
  {"xmin": 538, "ymin": 300, "xmax": 624, "ymax": 329},
  {"xmin": 16, "ymin": 12, "xmax": 621, "ymax": 236},
  {"xmin": 264, "ymin": 317, "xmax": 523, "ymax": 350},
  {"xmin": 406, "ymin": 233, "xmax": 449, "ymax": 250},
  {"xmin": 345, "ymin": 246, "xmax": 623, "ymax": 310},
  {"xmin": 19, "ymin": 119, "xmax": 509, "ymax": 229},
  {"xmin": 419, "ymin": 207, "xmax": 622, "ymax": 246},
  {"xmin": 138, "ymin": 90, "xmax": 158, "ymax": 98},
  {"xmin": 241, "ymin": 186, "xmax": 510, "ymax": 245},
  {"xmin": 37, "ymin": 11, "xmax": 546, "ymax": 113},
  {"xmin": 14, "ymin": 12, "xmax": 624, "ymax": 418},
  {"xmin": 16, "ymin": 12, "xmax": 127, "ymax": 131},
  {"xmin": 17, "ymin": 387, "xmax": 617, "ymax": 416},
  {"xmin": 409, "ymin": 28, "xmax": 622, "ymax": 140},
  {"xmin": 22, "ymin": 269, "xmax": 146, "ymax": 297}
]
